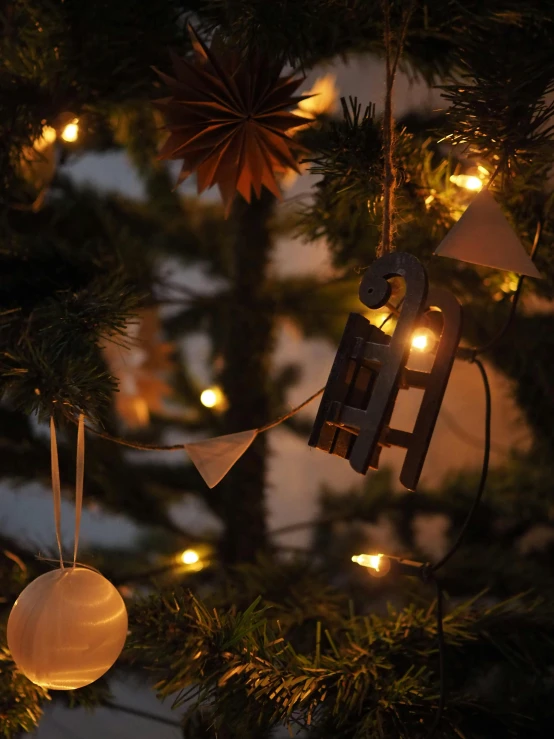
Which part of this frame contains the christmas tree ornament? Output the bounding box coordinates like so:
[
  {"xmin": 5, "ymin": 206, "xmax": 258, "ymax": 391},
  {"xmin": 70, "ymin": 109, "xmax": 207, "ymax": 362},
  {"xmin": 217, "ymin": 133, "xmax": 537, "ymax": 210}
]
[
  {"xmin": 7, "ymin": 567, "xmax": 128, "ymax": 690},
  {"xmin": 155, "ymin": 26, "xmax": 311, "ymax": 214},
  {"xmin": 7, "ymin": 415, "xmax": 128, "ymax": 689},
  {"xmin": 434, "ymin": 189, "xmax": 542, "ymax": 278},
  {"xmin": 185, "ymin": 429, "xmax": 258, "ymax": 489},
  {"xmin": 309, "ymin": 252, "xmax": 462, "ymax": 491},
  {"xmin": 103, "ymin": 307, "xmax": 173, "ymax": 429}
]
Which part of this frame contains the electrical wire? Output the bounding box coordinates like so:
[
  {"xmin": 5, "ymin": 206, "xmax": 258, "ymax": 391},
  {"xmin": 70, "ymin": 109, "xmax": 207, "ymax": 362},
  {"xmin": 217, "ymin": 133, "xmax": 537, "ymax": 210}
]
[
  {"xmin": 432, "ymin": 357, "xmax": 491, "ymax": 573},
  {"xmin": 427, "ymin": 578, "xmax": 446, "ymax": 739},
  {"xmin": 414, "ymin": 358, "xmax": 491, "ymax": 736},
  {"xmin": 471, "ymin": 219, "xmax": 541, "ymax": 357}
]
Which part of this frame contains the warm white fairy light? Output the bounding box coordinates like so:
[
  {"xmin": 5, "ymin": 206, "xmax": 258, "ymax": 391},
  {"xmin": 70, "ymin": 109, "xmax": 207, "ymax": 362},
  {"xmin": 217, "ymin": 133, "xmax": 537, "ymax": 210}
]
[
  {"xmin": 352, "ymin": 553, "xmax": 383, "ymax": 571},
  {"xmin": 200, "ymin": 386, "xmax": 224, "ymax": 408},
  {"xmin": 181, "ymin": 549, "xmax": 200, "ymax": 565},
  {"xmin": 449, "ymin": 174, "xmax": 483, "ymax": 191},
  {"xmin": 61, "ymin": 119, "xmax": 79, "ymax": 142},
  {"xmin": 412, "ymin": 333, "xmax": 428, "ymax": 351},
  {"xmin": 352, "ymin": 553, "xmax": 391, "ymax": 577}
]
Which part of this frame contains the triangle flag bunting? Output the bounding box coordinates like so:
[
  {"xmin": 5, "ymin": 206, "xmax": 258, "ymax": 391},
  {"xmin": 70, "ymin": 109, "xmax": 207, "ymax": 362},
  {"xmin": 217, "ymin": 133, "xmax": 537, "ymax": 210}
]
[
  {"xmin": 185, "ymin": 429, "xmax": 258, "ymax": 488},
  {"xmin": 434, "ymin": 189, "xmax": 542, "ymax": 278}
]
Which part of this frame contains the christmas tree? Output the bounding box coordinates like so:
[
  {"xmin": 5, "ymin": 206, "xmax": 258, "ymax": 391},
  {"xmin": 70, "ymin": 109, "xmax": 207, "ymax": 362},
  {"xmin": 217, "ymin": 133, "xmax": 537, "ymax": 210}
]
[{"xmin": 1, "ymin": 1, "xmax": 554, "ymax": 737}]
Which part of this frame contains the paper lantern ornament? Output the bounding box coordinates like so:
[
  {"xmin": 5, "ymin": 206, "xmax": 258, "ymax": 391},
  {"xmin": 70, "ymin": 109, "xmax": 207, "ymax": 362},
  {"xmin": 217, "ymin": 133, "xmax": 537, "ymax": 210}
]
[
  {"xmin": 8, "ymin": 415, "xmax": 128, "ymax": 690},
  {"xmin": 155, "ymin": 26, "xmax": 311, "ymax": 213},
  {"xmin": 7, "ymin": 568, "xmax": 128, "ymax": 690},
  {"xmin": 309, "ymin": 252, "xmax": 462, "ymax": 491},
  {"xmin": 434, "ymin": 189, "xmax": 541, "ymax": 278}
]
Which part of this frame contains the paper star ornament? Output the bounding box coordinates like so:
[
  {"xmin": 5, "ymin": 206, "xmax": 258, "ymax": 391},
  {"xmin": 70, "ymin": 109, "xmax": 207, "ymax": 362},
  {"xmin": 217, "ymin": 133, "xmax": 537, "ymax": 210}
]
[{"xmin": 155, "ymin": 26, "xmax": 312, "ymax": 214}]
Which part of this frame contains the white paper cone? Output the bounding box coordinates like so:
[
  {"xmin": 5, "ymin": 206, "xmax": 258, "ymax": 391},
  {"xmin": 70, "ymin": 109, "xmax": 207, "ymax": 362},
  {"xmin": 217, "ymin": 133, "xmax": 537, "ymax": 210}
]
[
  {"xmin": 185, "ymin": 429, "xmax": 258, "ymax": 488},
  {"xmin": 434, "ymin": 189, "xmax": 541, "ymax": 278}
]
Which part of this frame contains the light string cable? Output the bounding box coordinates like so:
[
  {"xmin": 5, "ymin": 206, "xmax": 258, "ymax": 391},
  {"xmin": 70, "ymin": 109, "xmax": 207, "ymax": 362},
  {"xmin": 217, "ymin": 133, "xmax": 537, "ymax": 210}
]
[
  {"xmin": 417, "ymin": 354, "xmax": 490, "ymax": 737},
  {"xmin": 422, "ymin": 209, "xmax": 544, "ymax": 736},
  {"xmin": 427, "ymin": 576, "xmax": 445, "ymax": 739},
  {"xmin": 432, "ymin": 357, "xmax": 491, "ymax": 573}
]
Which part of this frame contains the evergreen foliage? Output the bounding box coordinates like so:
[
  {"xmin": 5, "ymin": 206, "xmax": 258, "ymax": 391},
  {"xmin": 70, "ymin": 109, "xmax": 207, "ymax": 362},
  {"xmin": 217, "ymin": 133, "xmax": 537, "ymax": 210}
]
[{"xmin": 1, "ymin": 1, "xmax": 554, "ymax": 737}]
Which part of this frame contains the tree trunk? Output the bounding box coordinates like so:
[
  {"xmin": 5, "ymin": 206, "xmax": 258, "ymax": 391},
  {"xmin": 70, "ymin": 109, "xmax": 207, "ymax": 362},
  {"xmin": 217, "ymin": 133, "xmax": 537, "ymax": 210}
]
[{"xmin": 218, "ymin": 191, "xmax": 275, "ymax": 563}]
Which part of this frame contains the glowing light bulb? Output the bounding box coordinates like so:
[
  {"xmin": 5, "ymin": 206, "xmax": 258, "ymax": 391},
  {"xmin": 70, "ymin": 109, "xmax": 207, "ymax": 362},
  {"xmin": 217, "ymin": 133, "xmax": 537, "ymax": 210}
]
[
  {"xmin": 449, "ymin": 174, "xmax": 483, "ymax": 191},
  {"xmin": 352, "ymin": 553, "xmax": 383, "ymax": 571},
  {"xmin": 200, "ymin": 386, "xmax": 224, "ymax": 408},
  {"xmin": 412, "ymin": 333, "xmax": 428, "ymax": 351},
  {"xmin": 181, "ymin": 549, "xmax": 200, "ymax": 565},
  {"xmin": 352, "ymin": 553, "xmax": 391, "ymax": 577},
  {"xmin": 61, "ymin": 119, "xmax": 79, "ymax": 142},
  {"xmin": 411, "ymin": 327, "xmax": 436, "ymax": 353}
]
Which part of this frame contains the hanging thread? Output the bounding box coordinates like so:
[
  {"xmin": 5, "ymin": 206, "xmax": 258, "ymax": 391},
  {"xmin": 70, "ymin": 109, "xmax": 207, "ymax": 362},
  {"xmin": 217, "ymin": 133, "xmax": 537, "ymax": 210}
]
[{"xmin": 378, "ymin": 0, "xmax": 415, "ymax": 257}]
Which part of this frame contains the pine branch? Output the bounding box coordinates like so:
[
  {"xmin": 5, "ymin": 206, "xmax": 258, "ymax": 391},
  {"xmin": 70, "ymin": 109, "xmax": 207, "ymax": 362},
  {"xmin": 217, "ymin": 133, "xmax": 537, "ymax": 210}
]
[
  {"xmin": 127, "ymin": 579, "xmax": 554, "ymax": 738},
  {"xmin": 441, "ymin": 10, "xmax": 554, "ymax": 173}
]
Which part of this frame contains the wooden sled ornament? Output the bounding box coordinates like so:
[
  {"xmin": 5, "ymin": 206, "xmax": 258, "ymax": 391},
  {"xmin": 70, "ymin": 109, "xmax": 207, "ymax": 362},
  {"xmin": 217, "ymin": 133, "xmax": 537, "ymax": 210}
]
[{"xmin": 308, "ymin": 252, "xmax": 462, "ymax": 491}]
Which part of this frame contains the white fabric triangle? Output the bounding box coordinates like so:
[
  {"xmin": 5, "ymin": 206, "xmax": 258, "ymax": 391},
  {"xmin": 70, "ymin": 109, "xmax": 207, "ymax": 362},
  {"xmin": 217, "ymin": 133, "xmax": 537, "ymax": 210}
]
[
  {"xmin": 434, "ymin": 189, "xmax": 541, "ymax": 278},
  {"xmin": 185, "ymin": 429, "xmax": 258, "ymax": 488}
]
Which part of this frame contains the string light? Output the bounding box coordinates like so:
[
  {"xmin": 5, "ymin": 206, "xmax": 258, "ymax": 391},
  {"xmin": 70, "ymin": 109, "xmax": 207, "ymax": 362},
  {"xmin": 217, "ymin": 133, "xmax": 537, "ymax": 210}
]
[
  {"xmin": 412, "ymin": 333, "xmax": 429, "ymax": 351},
  {"xmin": 352, "ymin": 553, "xmax": 428, "ymax": 578},
  {"xmin": 352, "ymin": 553, "xmax": 383, "ymax": 570},
  {"xmin": 449, "ymin": 174, "xmax": 482, "ymax": 191},
  {"xmin": 352, "ymin": 553, "xmax": 391, "ymax": 577},
  {"xmin": 61, "ymin": 118, "xmax": 79, "ymax": 142},
  {"xmin": 180, "ymin": 549, "xmax": 199, "ymax": 565},
  {"xmin": 411, "ymin": 326, "xmax": 437, "ymax": 352},
  {"xmin": 200, "ymin": 386, "xmax": 225, "ymax": 409}
]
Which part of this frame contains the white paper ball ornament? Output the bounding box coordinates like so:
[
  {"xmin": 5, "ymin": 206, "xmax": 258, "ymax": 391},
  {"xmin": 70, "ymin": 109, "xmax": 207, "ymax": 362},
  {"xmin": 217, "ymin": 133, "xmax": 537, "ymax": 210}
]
[
  {"xmin": 7, "ymin": 567, "xmax": 128, "ymax": 690},
  {"xmin": 7, "ymin": 415, "xmax": 128, "ymax": 690}
]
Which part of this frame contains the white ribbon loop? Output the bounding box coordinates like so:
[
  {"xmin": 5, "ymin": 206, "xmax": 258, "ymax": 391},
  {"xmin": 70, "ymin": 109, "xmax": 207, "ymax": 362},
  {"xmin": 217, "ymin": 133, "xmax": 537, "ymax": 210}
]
[
  {"xmin": 50, "ymin": 417, "xmax": 64, "ymax": 570},
  {"xmin": 73, "ymin": 414, "xmax": 85, "ymax": 567},
  {"xmin": 49, "ymin": 414, "xmax": 86, "ymax": 570}
]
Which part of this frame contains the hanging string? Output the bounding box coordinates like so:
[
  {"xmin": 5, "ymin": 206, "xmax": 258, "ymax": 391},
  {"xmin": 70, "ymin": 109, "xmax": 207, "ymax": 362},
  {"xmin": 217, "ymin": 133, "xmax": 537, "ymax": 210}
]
[
  {"xmin": 83, "ymin": 388, "xmax": 326, "ymax": 452},
  {"xmin": 73, "ymin": 413, "xmax": 85, "ymax": 567},
  {"xmin": 258, "ymin": 387, "xmax": 324, "ymax": 432},
  {"xmin": 379, "ymin": 0, "xmax": 394, "ymax": 257},
  {"xmin": 378, "ymin": 0, "xmax": 415, "ymax": 257},
  {"xmin": 49, "ymin": 417, "xmax": 64, "ymax": 570}
]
